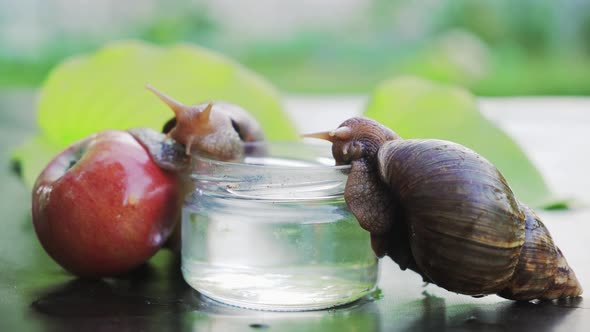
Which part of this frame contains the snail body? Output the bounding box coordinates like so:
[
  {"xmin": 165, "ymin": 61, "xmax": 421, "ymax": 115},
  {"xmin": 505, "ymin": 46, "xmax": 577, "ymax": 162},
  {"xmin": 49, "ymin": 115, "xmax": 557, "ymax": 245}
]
[{"xmin": 306, "ymin": 117, "xmax": 582, "ymax": 301}]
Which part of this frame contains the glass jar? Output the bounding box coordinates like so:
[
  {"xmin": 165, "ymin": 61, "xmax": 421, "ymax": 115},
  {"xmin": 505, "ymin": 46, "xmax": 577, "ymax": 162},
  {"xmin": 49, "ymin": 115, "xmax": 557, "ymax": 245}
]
[{"xmin": 181, "ymin": 142, "xmax": 379, "ymax": 311}]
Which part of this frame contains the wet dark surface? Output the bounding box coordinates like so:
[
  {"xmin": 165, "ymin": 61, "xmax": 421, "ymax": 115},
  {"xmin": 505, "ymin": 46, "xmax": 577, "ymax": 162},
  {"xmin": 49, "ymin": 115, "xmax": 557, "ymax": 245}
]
[{"xmin": 1, "ymin": 91, "xmax": 589, "ymax": 331}]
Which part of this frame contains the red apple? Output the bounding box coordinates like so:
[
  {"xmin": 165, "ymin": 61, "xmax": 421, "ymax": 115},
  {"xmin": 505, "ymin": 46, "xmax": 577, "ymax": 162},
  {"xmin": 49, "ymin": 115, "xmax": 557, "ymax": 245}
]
[{"xmin": 31, "ymin": 130, "xmax": 181, "ymax": 277}]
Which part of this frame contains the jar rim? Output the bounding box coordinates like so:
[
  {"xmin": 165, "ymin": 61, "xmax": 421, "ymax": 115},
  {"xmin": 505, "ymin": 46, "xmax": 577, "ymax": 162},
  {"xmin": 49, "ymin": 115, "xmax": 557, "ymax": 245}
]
[
  {"xmin": 191, "ymin": 141, "xmax": 351, "ymax": 171},
  {"xmin": 187, "ymin": 141, "xmax": 350, "ymax": 200}
]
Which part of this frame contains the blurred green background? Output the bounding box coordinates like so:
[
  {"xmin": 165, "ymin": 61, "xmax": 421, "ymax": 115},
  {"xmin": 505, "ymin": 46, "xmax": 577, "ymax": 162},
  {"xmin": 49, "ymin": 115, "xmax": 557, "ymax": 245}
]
[{"xmin": 2, "ymin": 0, "xmax": 590, "ymax": 95}]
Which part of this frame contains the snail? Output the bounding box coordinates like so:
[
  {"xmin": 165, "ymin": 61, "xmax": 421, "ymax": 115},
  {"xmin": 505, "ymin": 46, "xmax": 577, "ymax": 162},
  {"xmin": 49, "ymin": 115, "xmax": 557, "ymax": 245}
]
[
  {"xmin": 145, "ymin": 84, "xmax": 264, "ymax": 160},
  {"xmin": 305, "ymin": 117, "xmax": 582, "ymax": 301},
  {"xmin": 131, "ymin": 85, "xmax": 265, "ymax": 171},
  {"xmin": 130, "ymin": 85, "xmax": 266, "ymax": 252}
]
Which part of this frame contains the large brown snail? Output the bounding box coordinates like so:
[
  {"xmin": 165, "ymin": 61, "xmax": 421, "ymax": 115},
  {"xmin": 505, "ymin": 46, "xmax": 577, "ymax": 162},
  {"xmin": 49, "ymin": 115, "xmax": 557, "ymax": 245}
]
[{"xmin": 305, "ymin": 117, "xmax": 582, "ymax": 301}]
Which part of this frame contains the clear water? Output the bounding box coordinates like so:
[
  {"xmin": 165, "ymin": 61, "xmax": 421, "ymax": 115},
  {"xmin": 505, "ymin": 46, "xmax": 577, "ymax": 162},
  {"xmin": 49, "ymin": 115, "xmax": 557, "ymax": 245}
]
[{"xmin": 181, "ymin": 192, "xmax": 378, "ymax": 311}]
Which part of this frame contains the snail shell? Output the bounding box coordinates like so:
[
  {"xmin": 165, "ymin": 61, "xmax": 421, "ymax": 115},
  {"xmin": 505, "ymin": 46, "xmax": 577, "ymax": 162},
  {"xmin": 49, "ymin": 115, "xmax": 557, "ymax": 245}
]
[{"xmin": 306, "ymin": 117, "xmax": 582, "ymax": 301}]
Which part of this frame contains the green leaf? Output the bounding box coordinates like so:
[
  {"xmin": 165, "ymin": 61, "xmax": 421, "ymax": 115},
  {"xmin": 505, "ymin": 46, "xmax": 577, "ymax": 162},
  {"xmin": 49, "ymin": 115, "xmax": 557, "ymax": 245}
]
[
  {"xmin": 14, "ymin": 40, "xmax": 297, "ymax": 187},
  {"xmin": 364, "ymin": 76, "xmax": 560, "ymax": 208}
]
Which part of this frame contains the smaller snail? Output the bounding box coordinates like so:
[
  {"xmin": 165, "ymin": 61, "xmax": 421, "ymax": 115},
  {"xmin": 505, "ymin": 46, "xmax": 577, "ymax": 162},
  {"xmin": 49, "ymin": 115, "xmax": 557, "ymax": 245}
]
[
  {"xmin": 305, "ymin": 117, "xmax": 582, "ymax": 301},
  {"xmin": 130, "ymin": 86, "xmax": 266, "ymax": 253},
  {"xmin": 146, "ymin": 84, "xmax": 264, "ymax": 160}
]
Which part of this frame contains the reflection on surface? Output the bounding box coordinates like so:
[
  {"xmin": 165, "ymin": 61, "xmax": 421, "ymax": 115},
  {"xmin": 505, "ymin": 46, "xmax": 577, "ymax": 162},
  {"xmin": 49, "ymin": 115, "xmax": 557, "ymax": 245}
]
[
  {"xmin": 184, "ymin": 292, "xmax": 381, "ymax": 332},
  {"xmin": 30, "ymin": 252, "xmax": 382, "ymax": 332},
  {"xmin": 24, "ymin": 253, "xmax": 589, "ymax": 332},
  {"xmin": 448, "ymin": 299, "xmax": 583, "ymax": 331},
  {"xmin": 405, "ymin": 292, "xmax": 447, "ymax": 332},
  {"xmin": 26, "ymin": 243, "xmax": 587, "ymax": 332},
  {"xmin": 29, "ymin": 255, "xmax": 192, "ymax": 332},
  {"xmin": 32, "ymin": 277, "xmax": 188, "ymax": 317},
  {"xmin": 398, "ymin": 292, "xmax": 584, "ymax": 332},
  {"xmin": 31, "ymin": 274, "xmax": 382, "ymax": 332}
]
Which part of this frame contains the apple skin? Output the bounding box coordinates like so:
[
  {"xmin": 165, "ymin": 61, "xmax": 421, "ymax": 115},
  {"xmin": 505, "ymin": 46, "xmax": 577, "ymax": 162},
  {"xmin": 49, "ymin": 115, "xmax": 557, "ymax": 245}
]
[{"xmin": 31, "ymin": 130, "xmax": 181, "ymax": 277}]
